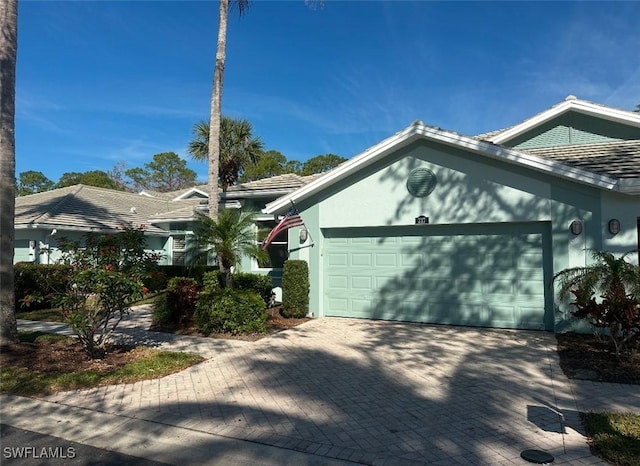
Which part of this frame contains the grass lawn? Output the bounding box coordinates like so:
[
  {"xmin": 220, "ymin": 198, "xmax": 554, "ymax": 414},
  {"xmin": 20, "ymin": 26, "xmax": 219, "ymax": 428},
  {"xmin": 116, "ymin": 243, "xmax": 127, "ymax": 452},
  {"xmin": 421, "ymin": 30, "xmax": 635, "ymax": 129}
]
[
  {"xmin": 557, "ymin": 332, "xmax": 640, "ymax": 465},
  {"xmin": 16, "ymin": 307, "xmax": 65, "ymax": 322},
  {"xmin": 582, "ymin": 412, "xmax": 640, "ymax": 466},
  {"xmin": 16, "ymin": 293, "xmax": 163, "ymax": 323},
  {"xmin": 0, "ymin": 331, "xmax": 204, "ymax": 396}
]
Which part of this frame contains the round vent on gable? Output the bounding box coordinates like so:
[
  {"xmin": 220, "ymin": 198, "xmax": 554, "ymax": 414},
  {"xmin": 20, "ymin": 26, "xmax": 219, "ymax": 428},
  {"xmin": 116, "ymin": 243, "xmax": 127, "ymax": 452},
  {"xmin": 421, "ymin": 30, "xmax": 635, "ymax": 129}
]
[{"xmin": 406, "ymin": 168, "xmax": 437, "ymax": 197}]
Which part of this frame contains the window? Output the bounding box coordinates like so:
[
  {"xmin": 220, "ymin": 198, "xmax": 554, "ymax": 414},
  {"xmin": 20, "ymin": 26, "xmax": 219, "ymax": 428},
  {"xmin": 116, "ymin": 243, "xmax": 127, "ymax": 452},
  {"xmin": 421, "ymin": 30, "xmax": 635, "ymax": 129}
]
[
  {"xmin": 172, "ymin": 235, "xmax": 186, "ymax": 265},
  {"xmin": 257, "ymin": 220, "xmax": 288, "ymax": 269}
]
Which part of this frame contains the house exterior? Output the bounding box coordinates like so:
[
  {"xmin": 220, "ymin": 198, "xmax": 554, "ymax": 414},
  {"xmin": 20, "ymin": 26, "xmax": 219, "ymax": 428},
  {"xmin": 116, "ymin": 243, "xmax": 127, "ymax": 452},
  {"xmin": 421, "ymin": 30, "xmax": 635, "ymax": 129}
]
[
  {"xmin": 265, "ymin": 96, "xmax": 640, "ymax": 332},
  {"xmin": 14, "ymin": 173, "xmax": 319, "ymax": 286}
]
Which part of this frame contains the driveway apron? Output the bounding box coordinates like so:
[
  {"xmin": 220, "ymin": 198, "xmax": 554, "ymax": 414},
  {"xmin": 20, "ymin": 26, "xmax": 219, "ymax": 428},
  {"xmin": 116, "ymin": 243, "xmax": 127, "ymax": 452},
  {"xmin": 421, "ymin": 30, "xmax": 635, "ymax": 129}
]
[{"xmin": 42, "ymin": 317, "xmax": 623, "ymax": 465}]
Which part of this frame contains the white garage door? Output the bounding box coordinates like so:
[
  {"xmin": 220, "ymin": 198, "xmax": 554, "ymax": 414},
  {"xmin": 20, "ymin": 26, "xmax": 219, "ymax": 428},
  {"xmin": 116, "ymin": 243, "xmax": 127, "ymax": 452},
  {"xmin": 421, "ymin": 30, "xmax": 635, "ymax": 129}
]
[{"xmin": 323, "ymin": 223, "xmax": 550, "ymax": 330}]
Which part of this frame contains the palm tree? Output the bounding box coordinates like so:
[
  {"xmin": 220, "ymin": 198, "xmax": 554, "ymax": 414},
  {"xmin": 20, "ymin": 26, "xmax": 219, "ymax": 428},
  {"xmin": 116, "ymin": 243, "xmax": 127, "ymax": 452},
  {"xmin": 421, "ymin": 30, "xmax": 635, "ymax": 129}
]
[
  {"xmin": 0, "ymin": 0, "xmax": 19, "ymax": 345},
  {"xmin": 188, "ymin": 116, "xmax": 263, "ymax": 189},
  {"xmin": 553, "ymin": 250, "xmax": 640, "ymax": 355},
  {"xmin": 207, "ymin": 0, "xmax": 250, "ymax": 219},
  {"xmin": 191, "ymin": 210, "xmax": 267, "ymax": 288}
]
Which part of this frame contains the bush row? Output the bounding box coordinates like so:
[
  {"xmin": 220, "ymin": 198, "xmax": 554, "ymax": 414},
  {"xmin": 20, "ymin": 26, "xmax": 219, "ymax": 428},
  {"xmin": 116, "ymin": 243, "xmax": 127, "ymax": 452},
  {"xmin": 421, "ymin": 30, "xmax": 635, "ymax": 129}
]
[
  {"xmin": 14, "ymin": 263, "xmax": 73, "ymax": 310},
  {"xmin": 153, "ymin": 263, "xmax": 310, "ymax": 335},
  {"xmin": 152, "ymin": 271, "xmax": 274, "ymax": 332}
]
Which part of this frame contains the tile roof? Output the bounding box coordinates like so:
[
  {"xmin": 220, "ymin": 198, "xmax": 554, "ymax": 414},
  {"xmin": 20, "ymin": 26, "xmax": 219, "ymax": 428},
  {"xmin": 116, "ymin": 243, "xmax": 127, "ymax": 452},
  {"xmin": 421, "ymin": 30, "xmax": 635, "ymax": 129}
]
[
  {"xmin": 225, "ymin": 173, "xmax": 316, "ymax": 193},
  {"xmin": 522, "ymin": 140, "xmax": 640, "ymax": 179},
  {"xmin": 15, "ymin": 184, "xmax": 193, "ymax": 234}
]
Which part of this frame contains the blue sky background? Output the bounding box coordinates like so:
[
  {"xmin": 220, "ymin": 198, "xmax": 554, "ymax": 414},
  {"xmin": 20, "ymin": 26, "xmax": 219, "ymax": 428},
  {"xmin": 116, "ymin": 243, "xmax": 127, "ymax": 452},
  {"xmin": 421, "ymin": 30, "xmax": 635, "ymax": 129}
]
[{"xmin": 16, "ymin": 1, "xmax": 640, "ymax": 184}]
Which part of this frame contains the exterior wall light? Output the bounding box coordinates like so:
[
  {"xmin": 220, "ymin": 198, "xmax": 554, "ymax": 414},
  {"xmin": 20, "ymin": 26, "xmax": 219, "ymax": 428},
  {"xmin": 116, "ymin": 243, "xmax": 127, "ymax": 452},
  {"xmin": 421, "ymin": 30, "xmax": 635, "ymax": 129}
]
[
  {"xmin": 608, "ymin": 219, "xmax": 621, "ymax": 235},
  {"xmin": 570, "ymin": 220, "xmax": 583, "ymax": 235},
  {"xmin": 299, "ymin": 228, "xmax": 308, "ymax": 242}
]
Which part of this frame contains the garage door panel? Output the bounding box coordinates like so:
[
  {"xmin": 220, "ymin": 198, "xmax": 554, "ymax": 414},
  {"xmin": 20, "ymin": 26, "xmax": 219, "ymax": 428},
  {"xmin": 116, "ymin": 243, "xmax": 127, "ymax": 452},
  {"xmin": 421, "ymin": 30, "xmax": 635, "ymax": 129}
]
[
  {"xmin": 483, "ymin": 279, "xmax": 515, "ymax": 295},
  {"xmin": 327, "ymin": 275, "xmax": 348, "ymax": 289},
  {"xmin": 375, "ymin": 253, "xmax": 397, "ymax": 266},
  {"xmin": 351, "ymin": 254, "xmax": 372, "ymax": 266},
  {"xmin": 327, "ymin": 253, "xmax": 348, "ymax": 266},
  {"xmin": 323, "ymin": 223, "xmax": 549, "ymax": 330},
  {"xmin": 351, "ymin": 276, "xmax": 373, "ymax": 290}
]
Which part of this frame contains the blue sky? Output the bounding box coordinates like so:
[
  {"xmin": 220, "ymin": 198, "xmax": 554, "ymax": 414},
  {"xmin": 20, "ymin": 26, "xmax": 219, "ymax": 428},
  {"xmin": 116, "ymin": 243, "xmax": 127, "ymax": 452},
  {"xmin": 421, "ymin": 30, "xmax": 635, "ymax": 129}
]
[{"xmin": 16, "ymin": 1, "xmax": 640, "ymax": 184}]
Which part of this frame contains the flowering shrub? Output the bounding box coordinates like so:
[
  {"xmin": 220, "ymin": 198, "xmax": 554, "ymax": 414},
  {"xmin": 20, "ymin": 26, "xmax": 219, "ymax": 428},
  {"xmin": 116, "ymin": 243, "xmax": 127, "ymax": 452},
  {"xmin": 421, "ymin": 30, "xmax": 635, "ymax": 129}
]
[{"xmin": 56, "ymin": 227, "xmax": 160, "ymax": 358}]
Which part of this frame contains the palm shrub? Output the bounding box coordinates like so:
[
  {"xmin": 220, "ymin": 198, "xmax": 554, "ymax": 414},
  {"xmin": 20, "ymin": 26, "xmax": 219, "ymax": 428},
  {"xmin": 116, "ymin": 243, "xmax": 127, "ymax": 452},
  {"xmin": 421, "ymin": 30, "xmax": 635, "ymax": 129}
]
[
  {"xmin": 153, "ymin": 277, "xmax": 200, "ymax": 326},
  {"xmin": 553, "ymin": 250, "xmax": 640, "ymax": 357},
  {"xmin": 195, "ymin": 288, "xmax": 266, "ymax": 335},
  {"xmin": 281, "ymin": 260, "xmax": 309, "ymax": 318},
  {"xmin": 191, "ymin": 210, "xmax": 267, "ymax": 288}
]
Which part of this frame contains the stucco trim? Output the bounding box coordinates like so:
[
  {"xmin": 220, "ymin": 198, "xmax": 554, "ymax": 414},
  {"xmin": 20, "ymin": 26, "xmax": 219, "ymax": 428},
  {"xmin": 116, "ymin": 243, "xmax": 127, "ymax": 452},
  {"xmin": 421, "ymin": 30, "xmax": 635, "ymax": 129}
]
[
  {"xmin": 173, "ymin": 187, "xmax": 209, "ymax": 201},
  {"xmin": 488, "ymin": 98, "xmax": 640, "ymax": 145}
]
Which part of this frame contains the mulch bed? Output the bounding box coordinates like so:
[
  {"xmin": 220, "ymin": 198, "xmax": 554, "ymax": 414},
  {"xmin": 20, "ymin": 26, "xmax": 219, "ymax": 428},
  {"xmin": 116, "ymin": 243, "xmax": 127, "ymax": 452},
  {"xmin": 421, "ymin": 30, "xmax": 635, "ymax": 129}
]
[
  {"xmin": 556, "ymin": 332, "xmax": 640, "ymax": 385},
  {"xmin": 0, "ymin": 337, "xmax": 139, "ymax": 374},
  {"xmin": 149, "ymin": 305, "xmax": 311, "ymax": 342}
]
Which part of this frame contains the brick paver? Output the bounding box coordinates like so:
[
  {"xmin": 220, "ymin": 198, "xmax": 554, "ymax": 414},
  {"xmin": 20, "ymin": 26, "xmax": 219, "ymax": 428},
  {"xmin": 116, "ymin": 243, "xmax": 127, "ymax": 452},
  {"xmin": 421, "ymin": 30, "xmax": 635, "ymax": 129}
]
[{"xmin": 32, "ymin": 307, "xmax": 640, "ymax": 465}]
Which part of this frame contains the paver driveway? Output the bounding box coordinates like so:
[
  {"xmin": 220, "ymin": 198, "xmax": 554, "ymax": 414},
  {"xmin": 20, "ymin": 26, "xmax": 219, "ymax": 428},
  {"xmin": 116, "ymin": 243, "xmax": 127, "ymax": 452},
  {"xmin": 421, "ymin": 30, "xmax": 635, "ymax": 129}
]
[{"xmin": 44, "ymin": 318, "xmax": 605, "ymax": 465}]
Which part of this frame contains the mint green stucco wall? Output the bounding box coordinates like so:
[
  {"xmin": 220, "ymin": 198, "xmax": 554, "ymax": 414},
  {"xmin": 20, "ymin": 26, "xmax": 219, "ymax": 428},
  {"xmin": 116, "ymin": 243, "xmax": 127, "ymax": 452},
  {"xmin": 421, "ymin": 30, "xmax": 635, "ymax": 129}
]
[
  {"xmin": 291, "ymin": 139, "xmax": 639, "ymax": 331},
  {"xmin": 507, "ymin": 112, "xmax": 640, "ymax": 149},
  {"xmin": 14, "ymin": 229, "xmax": 170, "ymax": 265}
]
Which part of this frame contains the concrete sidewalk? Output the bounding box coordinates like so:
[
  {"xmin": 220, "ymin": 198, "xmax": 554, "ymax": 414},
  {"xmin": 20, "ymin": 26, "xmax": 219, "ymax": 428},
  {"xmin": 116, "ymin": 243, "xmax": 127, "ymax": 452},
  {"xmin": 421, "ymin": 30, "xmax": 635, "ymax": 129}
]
[
  {"xmin": 0, "ymin": 395, "xmax": 356, "ymax": 465},
  {"xmin": 6, "ymin": 306, "xmax": 640, "ymax": 465}
]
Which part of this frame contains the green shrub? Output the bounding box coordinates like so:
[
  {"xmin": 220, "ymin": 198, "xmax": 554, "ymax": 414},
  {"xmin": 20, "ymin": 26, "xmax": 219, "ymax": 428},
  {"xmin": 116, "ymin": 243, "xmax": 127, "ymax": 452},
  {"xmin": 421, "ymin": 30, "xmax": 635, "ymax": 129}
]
[
  {"xmin": 158, "ymin": 265, "xmax": 218, "ymax": 285},
  {"xmin": 202, "ymin": 271, "xmax": 223, "ymax": 294},
  {"xmin": 14, "ymin": 264, "xmax": 73, "ymax": 310},
  {"xmin": 153, "ymin": 277, "xmax": 200, "ymax": 326},
  {"xmin": 233, "ymin": 273, "xmax": 274, "ymax": 306},
  {"xmin": 281, "ymin": 260, "xmax": 309, "ymax": 318},
  {"xmin": 195, "ymin": 288, "xmax": 267, "ymax": 335},
  {"xmin": 146, "ymin": 269, "xmax": 168, "ymax": 292}
]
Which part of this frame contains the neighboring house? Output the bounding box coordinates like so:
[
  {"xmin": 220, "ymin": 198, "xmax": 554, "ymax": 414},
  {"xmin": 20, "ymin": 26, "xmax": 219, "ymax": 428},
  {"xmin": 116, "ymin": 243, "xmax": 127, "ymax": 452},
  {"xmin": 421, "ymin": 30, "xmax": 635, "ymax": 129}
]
[
  {"xmin": 265, "ymin": 96, "xmax": 640, "ymax": 332},
  {"xmin": 14, "ymin": 173, "xmax": 320, "ymax": 286},
  {"xmin": 14, "ymin": 184, "xmax": 198, "ymax": 265}
]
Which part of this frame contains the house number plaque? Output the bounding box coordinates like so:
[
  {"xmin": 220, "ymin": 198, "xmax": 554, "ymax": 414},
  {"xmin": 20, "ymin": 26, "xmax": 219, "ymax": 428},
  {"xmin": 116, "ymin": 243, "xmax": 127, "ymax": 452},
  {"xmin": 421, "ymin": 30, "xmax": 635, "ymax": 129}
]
[{"xmin": 415, "ymin": 216, "xmax": 429, "ymax": 224}]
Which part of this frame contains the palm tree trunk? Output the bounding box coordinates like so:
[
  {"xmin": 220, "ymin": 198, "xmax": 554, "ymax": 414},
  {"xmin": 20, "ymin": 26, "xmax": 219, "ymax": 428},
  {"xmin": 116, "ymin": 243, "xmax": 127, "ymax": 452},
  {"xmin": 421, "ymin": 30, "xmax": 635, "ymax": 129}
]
[
  {"xmin": 0, "ymin": 0, "xmax": 19, "ymax": 345},
  {"xmin": 208, "ymin": 0, "xmax": 229, "ymax": 220}
]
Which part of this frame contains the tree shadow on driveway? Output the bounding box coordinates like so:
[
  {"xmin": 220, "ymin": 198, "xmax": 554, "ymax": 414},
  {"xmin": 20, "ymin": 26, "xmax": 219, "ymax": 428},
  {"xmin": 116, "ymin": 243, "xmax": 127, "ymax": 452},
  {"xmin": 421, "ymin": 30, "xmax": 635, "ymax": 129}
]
[{"xmin": 41, "ymin": 320, "xmax": 589, "ymax": 464}]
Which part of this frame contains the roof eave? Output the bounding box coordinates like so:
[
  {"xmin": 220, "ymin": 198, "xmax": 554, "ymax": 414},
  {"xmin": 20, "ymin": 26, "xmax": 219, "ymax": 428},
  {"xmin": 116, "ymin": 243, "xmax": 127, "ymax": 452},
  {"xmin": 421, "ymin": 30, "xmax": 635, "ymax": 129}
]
[
  {"xmin": 14, "ymin": 223, "xmax": 170, "ymax": 236},
  {"xmin": 615, "ymin": 178, "xmax": 640, "ymax": 195},
  {"xmin": 489, "ymin": 99, "xmax": 640, "ymax": 145},
  {"xmin": 265, "ymin": 125, "xmax": 423, "ymax": 214},
  {"xmin": 265, "ymin": 123, "xmax": 621, "ymax": 215}
]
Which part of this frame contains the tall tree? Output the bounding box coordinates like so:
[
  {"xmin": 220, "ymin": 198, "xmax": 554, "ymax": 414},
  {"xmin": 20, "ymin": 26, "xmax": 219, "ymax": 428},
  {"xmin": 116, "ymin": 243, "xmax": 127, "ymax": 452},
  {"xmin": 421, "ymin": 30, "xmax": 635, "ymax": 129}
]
[
  {"xmin": 189, "ymin": 116, "xmax": 263, "ymax": 188},
  {"xmin": 125, "ymin": 152, "xmax": 198, "ymax": 192},
  {"xmin": 0, "ymin": 0, "xmax": 19, "ymax": 344},
  {"xmin": 301, "ymin": 153, "xmax": 347, "ymax": 175},
  {"xmin": 240, "ymin": 150, "xmax": 288, "ymax": 182},
  {"xmin": 207, "ymin": 0, "xmax": 250, "ymax": 219},
  {"xmin": 57, "ymin": 170, "xmax": 124, "ymax": 190},
  {"xmin": 17, "ymin": 170, "xmax": 54, "ymax": 195}
]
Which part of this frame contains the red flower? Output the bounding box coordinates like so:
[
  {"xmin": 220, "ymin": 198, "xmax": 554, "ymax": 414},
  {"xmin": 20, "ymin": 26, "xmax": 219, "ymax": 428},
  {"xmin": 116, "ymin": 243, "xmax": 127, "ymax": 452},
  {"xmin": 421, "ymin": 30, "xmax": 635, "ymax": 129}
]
[{"xmin": 142, "ymin": 287, "xmax": 149, "ymax": 294}]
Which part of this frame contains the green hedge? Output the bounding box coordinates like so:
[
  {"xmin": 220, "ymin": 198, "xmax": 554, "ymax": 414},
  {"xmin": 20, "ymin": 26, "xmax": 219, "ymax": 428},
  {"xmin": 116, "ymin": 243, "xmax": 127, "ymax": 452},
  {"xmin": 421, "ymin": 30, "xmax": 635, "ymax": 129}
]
[
  {"xmin": 153, "ymin": 277, "xmax": 200, "ymax": 326},
  {"xmin": 157, "ymin": 265, "xmax": 218, "ymax": 286},
  {"xmin": 233, "ymin": 273, "xmax": 274, "ymax": 306},
  {"xmin": 195, "ymin": 288, "xmax": 267, "ymax": 335},
  {"xmin": 281, "ymin": 260, "xmax": 309, "ymax": 318},
  {"xmin": 14, "ymin": 263, "xmax": 74, "ymax": 310},
  {"xmin": 201, "ymin": 270, "xmax": 223, "ymax": 294}
]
